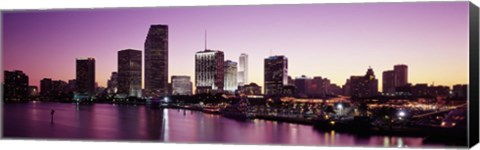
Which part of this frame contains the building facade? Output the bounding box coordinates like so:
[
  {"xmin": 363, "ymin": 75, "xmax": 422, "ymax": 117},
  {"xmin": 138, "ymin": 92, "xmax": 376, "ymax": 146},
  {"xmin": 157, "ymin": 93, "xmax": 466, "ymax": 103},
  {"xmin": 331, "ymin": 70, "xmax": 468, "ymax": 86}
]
[
  {"xmin": 382, "ymin": 70, "xmax": 396, "ymax": 95},
  {"xmin": 394, "ymin": 64, "xmax": 408, "ymax": 87},
  {"xmin": 145, "ymin": 24, "xmax": 169, "ymax": 98},
  {"xmin": 195, "ymin": 49, "xmax": 225, "ymax": 94},
  {"xmin": 224, "ymin": 60, "xmax": 238, "ymax": 93},
  {"xmin": 3, "ymin": 70, "xmax": 29, "ymax": 101},
  {"xmin": 118, "ymin": 49, "xmax": 142, "ymax": 98},
  {"xmin": 75, "ymin": 57, "xmax": 95, "ymax": 99},
  {"xmin": 40, "ymin": 78, "xmax": 53, "ymax": 98},
  {"xmin": 107, "ymin": 72, "xmax": 118, "ymax": 95},
  {"xmin": 345, "ymin": 67, "xmax": 378, "ymax": 98},
  {"xmin": 452, "ymin": 84, "xmax": 468, "ymax": 98},
  {"xmin": 238, "ymin": 53, "xmax": 248, "ymax": 86},
  {"xmin": 294, "ymin": 75, "xmax": 311, "ymax": 97},
  {"xmin": 382, "ymin": 64, "xmax": 409, "ymax": 95},
  {"xmin": 264, "ymin": 55, "xmax": 288, "ymax": 96},
  {"xmin": 171, "ymin": 76, "xmax": 193, "ymax": 95}
]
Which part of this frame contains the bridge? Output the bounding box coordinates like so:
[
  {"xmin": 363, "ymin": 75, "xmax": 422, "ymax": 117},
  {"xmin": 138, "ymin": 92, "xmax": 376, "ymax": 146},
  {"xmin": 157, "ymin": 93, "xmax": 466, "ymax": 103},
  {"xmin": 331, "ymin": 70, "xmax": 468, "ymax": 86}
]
[{"xmin": 411, "ymin": 103, "xmax": 466, "ymax": 119}]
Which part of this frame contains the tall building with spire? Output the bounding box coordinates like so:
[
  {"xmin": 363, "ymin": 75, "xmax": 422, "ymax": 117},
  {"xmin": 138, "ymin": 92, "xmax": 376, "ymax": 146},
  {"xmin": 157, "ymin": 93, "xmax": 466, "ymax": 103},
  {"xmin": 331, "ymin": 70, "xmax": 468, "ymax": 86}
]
[
  {"xmin": 195, "ymin": 50, "xmax": 225, "ymax": 94},
  {"xmin": 144, "ymin": 24, "xmax": 169, "ymax": 98}
]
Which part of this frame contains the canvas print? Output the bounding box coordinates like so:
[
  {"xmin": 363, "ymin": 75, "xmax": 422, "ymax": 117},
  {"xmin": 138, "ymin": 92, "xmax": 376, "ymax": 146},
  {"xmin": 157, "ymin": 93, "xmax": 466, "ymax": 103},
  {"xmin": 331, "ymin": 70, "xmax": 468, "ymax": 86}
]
[{"xmin": 1, "ymin": 1, "xmax": 477, "ymax": 148}]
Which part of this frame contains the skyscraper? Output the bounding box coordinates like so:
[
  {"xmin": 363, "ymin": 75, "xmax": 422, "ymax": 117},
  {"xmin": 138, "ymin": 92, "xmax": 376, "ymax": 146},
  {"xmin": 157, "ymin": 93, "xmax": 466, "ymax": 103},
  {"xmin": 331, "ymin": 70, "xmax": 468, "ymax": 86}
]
[
  {"xmin": 264, "ymin": 55, "xmax": 288, "ymax": 96},
  {"xmin": 3, "ymin": 70, "xmax": 29, "ymax": 101},
  {"xmin": 382, "ymin": 64, "xmax": 409, "ymax": 95},
  {"xmin": 145, "ymin": 24, "xmax": 169, "ymax": 98},
  {"xmin": 40, "ymin": 78, "xmax": 53, "ymax": 98},
  {"xmin": 394, "ymin": 64, "xmax": 408, "ymax": 87},
  {"xmin": 75, "ymin": 57, "xmax": 95, "ymax": 99},
  {"xmin": 224, "ymin": 60, "xmax": 238, "ymax": 92},
  {"xmin": 238, "ymin": 53, "xmax": 248, "ymax": 86},
  {"xmin": 382, "ymin": 70, "xmax": 396, "ymax": 95},
  {"xmin": 118, "ymin": 49, "xmax": 142, "ymax": 98},
  {"xmin": 171, "ymin": 76, "xmax": 193, "ymax": 95},
  {"xmin": 195, "ymin": 49, "xmax": 224, "ymax": 94}
]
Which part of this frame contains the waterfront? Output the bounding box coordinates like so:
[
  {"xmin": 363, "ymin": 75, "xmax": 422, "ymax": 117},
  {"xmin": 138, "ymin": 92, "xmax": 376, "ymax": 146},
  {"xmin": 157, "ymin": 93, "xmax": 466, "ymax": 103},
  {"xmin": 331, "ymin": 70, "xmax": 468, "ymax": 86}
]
[{"xmin": 3, "ymin": 102, "xmax": 456, "ymax": 148}]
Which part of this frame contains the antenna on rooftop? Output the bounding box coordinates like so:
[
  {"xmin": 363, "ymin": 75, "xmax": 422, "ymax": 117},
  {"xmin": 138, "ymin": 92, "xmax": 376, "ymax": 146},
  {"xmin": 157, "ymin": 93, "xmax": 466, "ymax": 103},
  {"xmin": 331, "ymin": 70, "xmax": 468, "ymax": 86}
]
[{"xmin": 204, "ymin": 30, "xmax": 207, "ymax": 50}]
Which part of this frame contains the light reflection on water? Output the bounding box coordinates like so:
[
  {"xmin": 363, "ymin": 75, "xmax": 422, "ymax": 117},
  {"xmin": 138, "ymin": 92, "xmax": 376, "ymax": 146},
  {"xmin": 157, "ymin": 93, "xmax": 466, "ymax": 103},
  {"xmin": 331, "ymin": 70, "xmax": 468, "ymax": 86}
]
[{"xmin": 3, "ymin": 102, "xmax": 446, "ymax": 147}]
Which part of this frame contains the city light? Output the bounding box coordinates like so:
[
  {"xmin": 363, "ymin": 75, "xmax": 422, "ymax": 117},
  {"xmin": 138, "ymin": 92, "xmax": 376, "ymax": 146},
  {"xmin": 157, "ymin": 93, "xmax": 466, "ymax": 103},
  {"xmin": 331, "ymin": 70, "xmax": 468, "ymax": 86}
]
[
  {"xmin": 337, "ymin": 104, "xmax": 343, "ymax": 110},
  {"xmin": 398, "ymin": 111, "xmax": 406, "ymax": 117}
]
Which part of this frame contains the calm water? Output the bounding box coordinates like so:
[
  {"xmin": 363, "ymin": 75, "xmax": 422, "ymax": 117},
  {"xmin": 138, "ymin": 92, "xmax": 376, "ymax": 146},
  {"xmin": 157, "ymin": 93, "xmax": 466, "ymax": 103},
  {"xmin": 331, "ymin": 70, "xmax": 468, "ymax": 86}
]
[{"xmin": 3, "ymin": 102, "xmax": 449, "ymax": 148}]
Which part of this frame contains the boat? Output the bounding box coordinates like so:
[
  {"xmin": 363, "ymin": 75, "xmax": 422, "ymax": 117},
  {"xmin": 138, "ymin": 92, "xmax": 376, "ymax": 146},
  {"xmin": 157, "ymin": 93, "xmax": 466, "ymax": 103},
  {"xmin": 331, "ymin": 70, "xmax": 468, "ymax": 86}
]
[
  {"xmin": 220, "ymin": 97, "xmax": 254, "ymax": 120},
  {"xmin": 203, "ymin": 105, "xmax": 221, "ymax": 114}
]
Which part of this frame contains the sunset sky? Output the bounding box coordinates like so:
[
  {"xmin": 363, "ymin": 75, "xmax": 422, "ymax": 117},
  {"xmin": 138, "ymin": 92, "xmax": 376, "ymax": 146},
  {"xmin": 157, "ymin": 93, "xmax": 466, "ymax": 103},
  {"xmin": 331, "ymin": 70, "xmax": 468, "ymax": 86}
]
[{"xmin": 2, "ymin": 2, "xmax": 469, "ymax": 92}]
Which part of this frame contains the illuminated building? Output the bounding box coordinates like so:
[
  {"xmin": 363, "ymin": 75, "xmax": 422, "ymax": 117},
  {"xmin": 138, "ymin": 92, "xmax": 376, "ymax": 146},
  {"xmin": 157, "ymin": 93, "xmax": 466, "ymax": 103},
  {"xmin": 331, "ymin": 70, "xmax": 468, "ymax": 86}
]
[
  {"xmin": 3, "ymin": 70, "xmax": 29, "ymax": 101},
  {"xmin": 195, "ymin": 49, "xmax": 224, "ymax": 94},
  {"xmin": 264, "ymin": 55, "xmax": 288, "ymax": 96},
  {"xmin": 145, "ymin": 24, "xmax": 169, "ymax": 97},
  {"xmin": 224, "ymin": 60, "xmax": 238, "ymax": 93},
  {"xmin": 238, "ymin": 53, "xmax": 248, "ymax": 86},
  {"xmin": 345, "ymin": 67, "xmax": 378, "ymax": 98},
  {"xmin": 107, "ymin": 72, "xmax": 118, "ymax": 94},
  {"xmin": 238, "ymin": 82, "xmax": 262, "ymax": 95},
  {"xmin": 118, "ymin": 49, "xmax": 142, "ymax": 98}
]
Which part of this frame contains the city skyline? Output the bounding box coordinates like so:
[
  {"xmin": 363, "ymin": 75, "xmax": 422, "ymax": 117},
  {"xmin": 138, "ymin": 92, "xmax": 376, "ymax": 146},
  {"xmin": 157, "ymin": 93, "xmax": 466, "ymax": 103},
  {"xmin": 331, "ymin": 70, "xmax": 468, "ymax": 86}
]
[{"xmin": 2, "ymin": 2, "xmax": 469, "ymax": 92}]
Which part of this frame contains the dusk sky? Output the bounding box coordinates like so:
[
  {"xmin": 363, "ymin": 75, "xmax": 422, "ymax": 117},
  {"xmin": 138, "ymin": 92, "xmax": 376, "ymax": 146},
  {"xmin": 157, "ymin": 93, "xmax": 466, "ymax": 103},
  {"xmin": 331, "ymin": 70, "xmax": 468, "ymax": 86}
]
[{"xmin": 2, "ymin": 2, "xmax": 469, "ymax": 92}]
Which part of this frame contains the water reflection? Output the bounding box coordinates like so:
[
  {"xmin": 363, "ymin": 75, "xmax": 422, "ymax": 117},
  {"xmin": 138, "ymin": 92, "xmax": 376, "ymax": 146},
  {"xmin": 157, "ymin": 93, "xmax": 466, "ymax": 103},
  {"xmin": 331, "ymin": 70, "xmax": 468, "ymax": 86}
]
[{"xmin": 3, "ymin": 102, "xmax": 448, "ymax": 148}]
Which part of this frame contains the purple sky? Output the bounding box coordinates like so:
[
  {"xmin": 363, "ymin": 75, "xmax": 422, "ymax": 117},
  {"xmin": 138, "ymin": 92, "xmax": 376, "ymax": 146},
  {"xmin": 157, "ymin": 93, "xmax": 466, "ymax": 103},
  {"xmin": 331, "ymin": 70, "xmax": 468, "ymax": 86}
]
[{"xmin": 2, "ymin": 2, "xmax": 469, "ymax": 92}]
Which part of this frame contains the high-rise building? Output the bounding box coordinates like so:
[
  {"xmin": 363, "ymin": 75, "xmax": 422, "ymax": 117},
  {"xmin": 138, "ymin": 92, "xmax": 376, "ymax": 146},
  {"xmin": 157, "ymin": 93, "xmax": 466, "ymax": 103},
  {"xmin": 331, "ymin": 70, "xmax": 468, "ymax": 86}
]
[
  {"xmin": 394, "ymin": 64, "xmax": 408, "ymax": 87},
  {"xmin": 345, "ymin": 67, "xmax": 378, "ymax": 98},
  {"xmin": 3, "ymin": 70, "xmax": 29, "ymax": 101},
  {"xmin": 145, "ymin": 24, "xmax": 169, "ymax": 98},
  {"xmin": 382, "ymin": 64, "xmax": 409, "ymax": 95},
  {"xmin": 75, "ymin": 57, "xmax": 95, "ymax": 99},
  {"xmin": 171, "ymin": 76, "xmax": 192, "ymax": 95},
  {"xmin": 40, "ymin": 78, "xmax": 53, "ymax": 98},
  {"xmin": 238, "ymin": 53, "xmax": 248, "ymax": 86},
  {"xmin": 224, "ymin": 60, "xmax": 238, "ymax": 93},
  {"xmin": 195, "ymin": 49, "xmax": 224, "ymax": 94},
  {"xmin": 382, "ymin": 70, "xmax": 396, "ymax": 95},
  {"xmin": 107, "ymin": 72, "xmax": 118, "ymax": 94},
  {"xmin": 264, "ymin": 55, "xmax": 288, "ymax": 96},
  {"xmin": 118, "ymin": 49, "xmax": 142, "ymax": 98}
]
